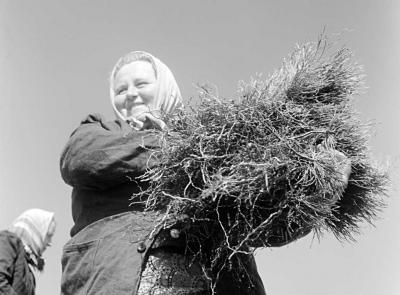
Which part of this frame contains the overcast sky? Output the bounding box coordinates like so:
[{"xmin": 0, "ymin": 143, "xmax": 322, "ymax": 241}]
[{"xmin": 1, "ymin": 1, "xmax": 399, "ymax": 294}]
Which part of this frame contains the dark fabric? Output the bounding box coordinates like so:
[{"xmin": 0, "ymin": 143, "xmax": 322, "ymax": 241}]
[
  {"xmin": 61, "ymin": 212, "xmax": 158, "ymax": 295},
  {"xmin": 60, "ymin": 113, "xmax": 267, "ymax": 295},
  {"xmin": 214, "ymin": 254, "xmax": 266, "ymax": 295},
  {"xmin": 60, "ymin": 213, "xmax": 266, "ymax": 295},
  {"xmin": 60, "ymin": 113, "xmax": 160, "ymax": 236},
  {"xmin": 0, "ymin": 231, "xmax": 35, "ymax": 295}
]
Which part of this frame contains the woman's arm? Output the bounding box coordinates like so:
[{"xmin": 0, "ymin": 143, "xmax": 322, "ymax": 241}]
[
  {"xmin": 263, "ymin": 148, "xmax": 352, "ymax": 247},
  {"xmin": 60, "ymin": 113, "xmax": 161, "ymax": 190},
  {"xmin": 0, "ymin": 232, "xmax": 19, "ymax": 295}
]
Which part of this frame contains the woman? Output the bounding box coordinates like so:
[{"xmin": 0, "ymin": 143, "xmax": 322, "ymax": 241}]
[
  {"xmin": 60, "ymin": 51, "xmax": 350, "ymax": 295},
  {"xmin": 0, "ymin": 208, "xmax": 56, "ymax": 295},
  {"xmin": 60, "ymin": 51, "xmax": 268, "ymax": 295}
]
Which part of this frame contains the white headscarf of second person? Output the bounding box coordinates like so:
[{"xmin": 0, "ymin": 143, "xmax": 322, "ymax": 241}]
[
  {"xmin": 10, "ymin": 208, "xmax": 56, "ymax": 271},
  {"xmin": 110, "ymin": 51, "xmax": 183, "ymax": 130}
]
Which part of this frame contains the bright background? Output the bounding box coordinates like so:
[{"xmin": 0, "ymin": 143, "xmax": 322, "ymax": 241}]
[{"xmin": 1, "ymin": 1, "xmax": 399, "ymax": 294}]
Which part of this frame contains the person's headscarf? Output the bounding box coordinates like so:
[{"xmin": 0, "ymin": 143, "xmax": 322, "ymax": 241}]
[
  {"xmin": 10, "ymin": 208, "xmax": 55, "ymax": 258},
  {"xmin": 109, "ymin": 51, "xmax": 183, "ymax": 121}
]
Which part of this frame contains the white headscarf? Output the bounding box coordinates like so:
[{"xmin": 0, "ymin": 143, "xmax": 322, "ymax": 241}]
[
  {"xmin": 10, "ymin": 208, "xmax": 55, "ymax": 257},
  {"xmin": 109, "ymin": 51, "xmax": 183, "ymax": 121}
]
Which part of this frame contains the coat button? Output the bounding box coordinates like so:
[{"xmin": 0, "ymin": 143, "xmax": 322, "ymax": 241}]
[
  {"xmin": 170, "ymin": 229, "xmax": 180, "ymax": 239},
  {"xmin": 137, "ymin": 242, "xmax": 146, "ymax": 253}
]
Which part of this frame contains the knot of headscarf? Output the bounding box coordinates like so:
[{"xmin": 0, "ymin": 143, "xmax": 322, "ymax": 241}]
[
  {"xmin": 109, "ymin": 51, "xmax": 183, "ymax": 121},
  {"xmin": 10, "ymin": 208, "xmax": 55, "ymax": 257}
]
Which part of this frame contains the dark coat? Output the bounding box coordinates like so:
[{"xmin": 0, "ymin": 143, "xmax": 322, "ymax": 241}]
[
  {"xmin": 0, "ymin": 231, "xmax": 35, "ymax": 295},
  {"xmin": 60, "ymin": 113, "xmax": 266, "ymax": 295}
]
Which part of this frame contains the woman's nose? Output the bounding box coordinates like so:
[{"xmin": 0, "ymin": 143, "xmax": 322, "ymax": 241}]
[{"xmin": 126, "ymin": 87, "xmax": 139, "ymax": 101}]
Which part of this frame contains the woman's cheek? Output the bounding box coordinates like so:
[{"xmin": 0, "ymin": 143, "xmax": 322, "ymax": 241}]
[
  {"xmin": 114, "ymin": 95, "xmax": 125, "ymax": 109},
  {"xmin": 141, "ymin": 87, "xmax": 157, "ymax": 105}
]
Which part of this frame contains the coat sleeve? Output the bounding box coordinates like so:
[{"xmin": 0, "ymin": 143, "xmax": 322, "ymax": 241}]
[
  {"xmin": 264, "ymin": 225, "xmax": 312, "ymax": 247},
  {"xmin": 60, "ymin": 113, "xmax": 161, "ymax": 190},
  {"xmin": 0, "ymin": 232, "xmax": 19, "ymax": 295}
]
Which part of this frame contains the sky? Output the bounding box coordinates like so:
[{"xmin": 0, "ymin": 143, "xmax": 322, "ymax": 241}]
[{"xmin": 0, "ymin": 0, "xmax": 399, "ymax": 294}]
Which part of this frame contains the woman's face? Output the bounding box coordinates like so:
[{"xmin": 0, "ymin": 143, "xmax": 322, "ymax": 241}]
[{"xmin": 113, "ymin": 61, "xmax": 158, "ymax": 119}]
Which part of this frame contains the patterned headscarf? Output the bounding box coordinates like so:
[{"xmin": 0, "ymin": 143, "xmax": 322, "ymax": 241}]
[
  {"xmin": 10, "ymin": 208, "xmax": 55, "ymax": 257},
  {"xmin": 109, "ymin": 51, "xmax": 183, "ymax": 121}
]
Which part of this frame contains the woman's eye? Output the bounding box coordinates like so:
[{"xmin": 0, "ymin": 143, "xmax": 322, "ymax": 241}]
[
  {"xmin": 136, "ymin": 81, "xmax": 148, "ymax": 88},
  {"xmin": 116, "ymin": 88, "xmax": 127, "ymax": 95}
]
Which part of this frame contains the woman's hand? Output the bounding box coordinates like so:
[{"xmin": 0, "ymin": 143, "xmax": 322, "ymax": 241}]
[
  {"xmin": 129, "ymin": 112, "xmax": 166, "ymax": 131},
  {"xmin": 316, "ymin": 145, "xmax": 351, "ymax": 186},
  {"xmin": 317, "ymin": 145, "xmax": 352, "ymax": 198}
]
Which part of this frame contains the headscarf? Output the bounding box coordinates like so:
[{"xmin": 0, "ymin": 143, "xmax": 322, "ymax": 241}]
[
  {"xmin": 109, "ymin": 51, "xmax": 183, "ymax": 121},
  {"xmin": 10, "ymin": 208, "xmax": 55, "ymax": 257}
]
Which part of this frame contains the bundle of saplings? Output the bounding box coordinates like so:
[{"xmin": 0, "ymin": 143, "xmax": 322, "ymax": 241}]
[{"xmin": 134, "ymin": 36, "xmax": 388, "ymax": 288}]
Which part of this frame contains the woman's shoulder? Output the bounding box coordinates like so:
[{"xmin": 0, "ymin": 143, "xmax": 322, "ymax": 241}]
[{"xmin": 73, "ymin": 113, "xmax": 131, "ymax": 133}]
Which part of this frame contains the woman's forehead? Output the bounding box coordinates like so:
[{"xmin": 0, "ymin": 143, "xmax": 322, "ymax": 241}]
[{"xmin": 115, "ymin": 61, "xmax": 156, "ymax": 81}]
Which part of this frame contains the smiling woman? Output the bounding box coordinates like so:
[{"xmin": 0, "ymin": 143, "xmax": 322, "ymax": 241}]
[
  {"xmin": 60, "ymin": 51, "xmax": 267, "ymax": 295},
  {"xmin": 113, "ymin": 61, "xmax": 158, "ymax": 120},
  {"xmin": 110, "ymin": 51, "xmax": 182, "ymax": 130},
  {"xmin": 60, "ymin": 52, "xmax": 207, "ymax": 295}
]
